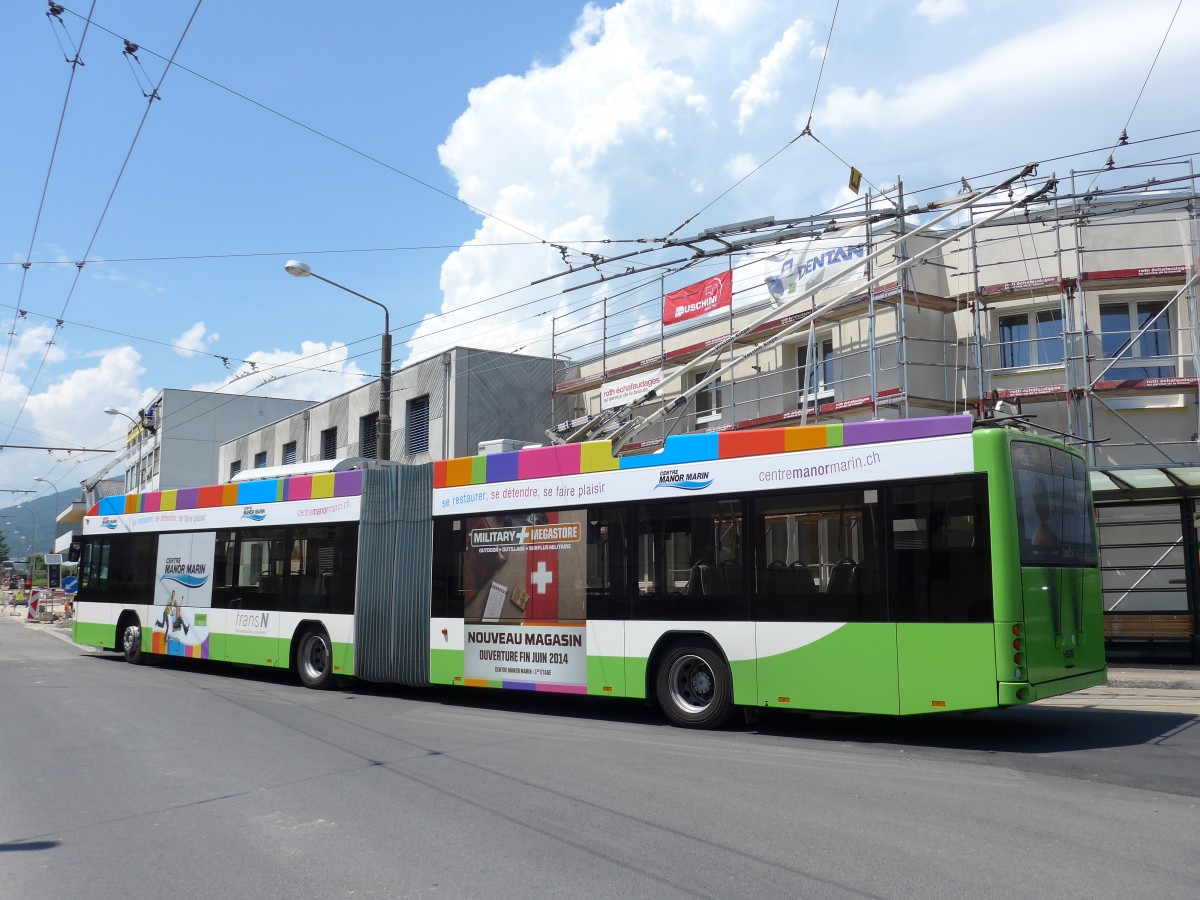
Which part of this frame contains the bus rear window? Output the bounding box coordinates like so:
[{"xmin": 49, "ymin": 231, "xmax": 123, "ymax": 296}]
[{"xmin": 1010, "ymin": 443, "xmax": 1097, "ymax": 567}]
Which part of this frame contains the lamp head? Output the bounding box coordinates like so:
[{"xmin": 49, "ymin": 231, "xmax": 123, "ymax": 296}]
[
  {"xmin": 284, "ymin": 260, "xmax": 312, "ymax": 278},
  {"xmin": 104, "ymin": 407, "xmax": 120, "ymax": 416}
]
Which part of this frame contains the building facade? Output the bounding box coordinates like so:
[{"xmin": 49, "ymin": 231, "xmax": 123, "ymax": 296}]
[
  {"xmin": 217, "ymin": 347, "xmax": 561, "ymax": 475},
  {"xmin": 549, "ymin": 174, "xmax": 1200, "ymax": 662}
]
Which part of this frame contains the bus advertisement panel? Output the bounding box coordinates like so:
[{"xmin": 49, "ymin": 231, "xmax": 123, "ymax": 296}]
[
  {"xmin": 152, "ymin": 532, "xmax": 214, "ymax": 657},
  {"xmin": 461, "ymin": 511, "xmax": 588, "ymax": 691}
]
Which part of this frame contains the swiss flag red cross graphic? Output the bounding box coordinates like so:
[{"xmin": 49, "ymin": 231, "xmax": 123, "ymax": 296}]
[{"xmin": 524, "ymin": 513, "xmax": 559, "ymax": 620}]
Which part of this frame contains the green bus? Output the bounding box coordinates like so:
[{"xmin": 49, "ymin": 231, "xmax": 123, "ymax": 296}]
[{"xmin": 73, "ymin": 414, "xmax": 1106, "ymax": 727}]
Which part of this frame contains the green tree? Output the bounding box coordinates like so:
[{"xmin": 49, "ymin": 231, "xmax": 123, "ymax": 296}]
[{"xmin": 0, "ymin": 530, "xmax": 11, "ymax": 561}]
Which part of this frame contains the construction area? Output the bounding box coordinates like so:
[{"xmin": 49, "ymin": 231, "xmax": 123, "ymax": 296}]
[{"xmin": 546, "ymin": 158, "xmax": 1200, "ymax": 662}]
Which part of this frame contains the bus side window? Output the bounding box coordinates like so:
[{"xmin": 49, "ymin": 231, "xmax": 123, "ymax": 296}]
[
  {"xmin": 751, "ymin": 489, "xmax": 882, "ymax": 622},
  {"xmin": 585, "ymin": 506, "xmax": 629, "ymax": 620},
  {"xmin": 888, "ymin": 477, "xmax": 991, "ymax": 623},
  {"xmin": 633, "ymin": 499, "xmax": 745, "ymax": 621}
]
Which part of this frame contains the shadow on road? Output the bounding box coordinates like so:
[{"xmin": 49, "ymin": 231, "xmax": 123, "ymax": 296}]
[
  {"xmin": 84, "ymin": 649, "xmax": 1197, "ymax": 755},
  {"xmin": 0, "ymin": 840, "xmax": 59, "ymax": 852}
]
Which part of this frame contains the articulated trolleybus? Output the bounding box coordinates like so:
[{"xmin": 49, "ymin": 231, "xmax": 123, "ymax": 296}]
[{"xmin": 74, "ymin": 414, "xmax": 1106, "ymax": 727}]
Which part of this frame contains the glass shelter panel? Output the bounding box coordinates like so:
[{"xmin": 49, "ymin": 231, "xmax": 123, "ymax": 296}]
[{"xmin": 1096, "ymin": 504, "xmax": 1188, "ymax": 613}]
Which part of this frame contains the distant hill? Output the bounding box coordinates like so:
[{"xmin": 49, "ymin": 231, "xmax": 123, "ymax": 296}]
[{"xmin": 0, "ymin": 490, "xmax": 81, "ymax": 561}]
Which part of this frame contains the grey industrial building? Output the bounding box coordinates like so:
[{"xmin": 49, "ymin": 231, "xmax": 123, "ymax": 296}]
[{"xmin": 217, "ymin": 347, "xmax": 561, "ymax": 476}]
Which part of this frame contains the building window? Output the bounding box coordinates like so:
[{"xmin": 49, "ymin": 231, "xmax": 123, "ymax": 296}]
[
  {"xmin": 797, "ymin": 339, "xmax": 834, "ymax": 402},
  {"xmin": 282, "ymin": 441, "xmax": 297, "ymax": 465},
  {"xmin": 998, "ymin": 309, "xmax": 1064, "ymax": 369},
  {"xmin": 320, "ymin": 427, "xmax": 338, "ymax": 461},
  {"xmin": 230, "ymin": 460, "xmax": 242, "ymax": 479},
  {"xmin": 406, "ymin": 396, "xmax": 430, "ymax": 454},
  {"xmin": 694, "ymin": 374, "xmax": 723, "ymax": 425},
  {"xmin": 254, "ymin": 451, "xmax": 267, "ymax": 469},
  {"xmin": 1099, "ymin": 299, "xmax": 1172, "ymax": 379},
  {"xmin": 360, "ymin": 413, "xmax": 379, "ymax": 460}
]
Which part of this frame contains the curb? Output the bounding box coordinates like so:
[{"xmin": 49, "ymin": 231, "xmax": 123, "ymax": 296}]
[{"xmin": 1105, "ymin": 675, "xmax": 1200, "ymax": 691}]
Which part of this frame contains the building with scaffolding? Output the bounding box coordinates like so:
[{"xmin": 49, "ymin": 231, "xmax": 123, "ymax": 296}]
[{"xmin": 549, "ymin": 165, "xmax": 1200, "ymax": 662}]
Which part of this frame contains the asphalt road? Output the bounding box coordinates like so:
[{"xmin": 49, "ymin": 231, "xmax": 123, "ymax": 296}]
[{"xmin": 2, "ymin": 615, "xmax": 1198, "ymax": 899}]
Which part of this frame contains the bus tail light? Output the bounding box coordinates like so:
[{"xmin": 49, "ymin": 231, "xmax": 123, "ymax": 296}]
[
  {"xmin": 1013, "ymin": 653, "xmax": 1023, "ymax": 666},
  {"xmin": 1012, "ymin": 624, "xmax": 1021, "ymax": 637},
  {"xmin": 1014, "ymin": 667, "xmax": 1023, "ymax": 680},
  {"xmin": 1012, "ymin": 638, "xmax": 1022, "ymax": 651}
]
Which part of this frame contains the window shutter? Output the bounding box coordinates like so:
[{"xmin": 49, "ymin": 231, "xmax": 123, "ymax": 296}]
[{"xmin": 406, "ymin": 396, "xmax": 430, "ymax": 454}]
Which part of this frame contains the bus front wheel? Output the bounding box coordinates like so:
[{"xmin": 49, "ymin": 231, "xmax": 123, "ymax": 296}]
[
  {"xmin": 296, "ymin": 629, "xmax": 334, "ymax": 690},
  {"xmin": 656, "ymin": 643, "xmax": 733, "ymax": 729},
  {"xmin": 121, "ymin": 618, "xmax": 145, "ymax": 665}
]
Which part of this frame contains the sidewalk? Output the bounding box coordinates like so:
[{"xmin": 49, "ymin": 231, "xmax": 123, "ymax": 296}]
[{"xmin": 1106, "ymin": 664, "xmax": 1200, "ymax": 691}]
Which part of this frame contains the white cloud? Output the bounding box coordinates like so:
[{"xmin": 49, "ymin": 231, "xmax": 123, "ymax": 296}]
[
  {"xmin": 727, "ymin": 153, "xmax": 759, "ymax": 180},
  {"xmin": 814, "ymin": 3, "xmax": 1200, "ymax": 133},
  {"xmin": 407, "ymin": 0, "xmax": 1199, "ymax": 372},
  {"xmin": 731, "ymin": 19, "xmax": 812, "ymax": 132},
  {"xmin": 407, "ymin": 0, "xmax": 807, "ymax": 364},
  {"xmin": 4, "ymin": 324, "xmax": 68, "ymax": 371},
  {"xmin": 24, "ymin": 345, "xmax": 153, "ymax": 447},
  {"xmin": 188, "ymin": 340, "xmax": 368, "ymax": 401},
  {"xmin": 173, "ymin": 321, "xmax": 220, "ymax": 357},
  {"xmin": 914, "ymin": 0, "xmax": 966, "ymax": 24},
  {"xmin": 0, "ymin": 345, "xmax": 157, "ymax": 493}
]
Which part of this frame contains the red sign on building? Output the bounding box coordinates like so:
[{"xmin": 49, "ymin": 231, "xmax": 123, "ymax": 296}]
[{"xmin": 663, "ymin": 271, "xmax": 732, "ymax": 325}]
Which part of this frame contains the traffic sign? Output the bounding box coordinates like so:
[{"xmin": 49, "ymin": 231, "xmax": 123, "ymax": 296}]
[{"xmin": 62, "ymin": 576, "xmax": 79, "ymax": 594}]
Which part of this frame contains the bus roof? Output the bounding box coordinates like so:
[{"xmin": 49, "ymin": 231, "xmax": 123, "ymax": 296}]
[
  {"xmin": 434, "ymin": 414, "xmax": 974, "ymax": 490},
  {"xmin": 89, "ymin": 467, "xmax": 365, "ymax": 519}
]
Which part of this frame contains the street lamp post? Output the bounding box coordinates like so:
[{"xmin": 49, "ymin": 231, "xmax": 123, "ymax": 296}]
[
  {"xmin": 284, "ymin": 260, "xmax": 391, "ymax": 461},
  {"xmin": 105, "ymin": 407, "xmax": 156, "ymax": 491},
  {"xmin": 33, "ymin": 475, "xmax": 60, "ymax": 500},
  {"xmin": 34, "ymin": 476, "xmax": 65, "ymax": 594}
]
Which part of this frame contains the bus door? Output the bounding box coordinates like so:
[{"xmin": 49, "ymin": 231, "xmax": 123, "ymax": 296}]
[
  {"xmin": 212, "ymin": 530, "xmax": 284, "ymax": 667},
  {"xmin": 1011, "ymin": 446, "xmax": 1105, "ymax": 684},
  {"xmin": 752, "ymin": 488, "xmax": 898, "ymax": 714},
  {"xmin": 889, "ymin": 477, "xmax": 997, "ymax": 714}
]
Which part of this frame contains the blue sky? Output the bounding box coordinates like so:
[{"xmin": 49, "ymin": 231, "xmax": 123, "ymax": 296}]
[{"xmin": 1, "ymin": 0, "xmax": 1198, "ymax": 502}]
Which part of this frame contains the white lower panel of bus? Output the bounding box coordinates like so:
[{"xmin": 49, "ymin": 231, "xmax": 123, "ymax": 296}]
[
  {"xmin": 76, "ymin": 602, "xmax": 353, "ymax": 654},
  {"xmin": 432, "ymin": 619, "xmax": 845, "ymax": 664}
]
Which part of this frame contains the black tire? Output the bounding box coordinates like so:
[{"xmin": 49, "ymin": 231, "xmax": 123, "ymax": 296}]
[
  {"xmin": 655, "ymin": 642, "xmax": 734, "ymax": 729},
  {"xmin": 121, "ymin": 618, "xmax": 145, "ymax": 665},
  {"xmin": 296, "ymin": 629, "xmax": 334, "ymax": 689}
]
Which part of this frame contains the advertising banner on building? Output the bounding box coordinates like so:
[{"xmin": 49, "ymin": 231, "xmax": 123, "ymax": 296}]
[
  {"xmin": 600, "ymin": 368, "xmax": 663, "ymax": 410},
  {"xmin": 662, "ymin": 271, "xmax": 732, "ymax": 325},
  {"xmin": 764, "ymin": 242, "xmax": 865, "ymax": 304}
]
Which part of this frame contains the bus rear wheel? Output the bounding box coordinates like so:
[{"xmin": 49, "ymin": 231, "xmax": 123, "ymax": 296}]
[
  {"xmin": 296, "ymin": 628, "xmax": 334, "ymax": 690},
  {"xmin": 121, "ymin": 617, "xmax": 145, "ymax": 665},
  {"xmin": 656, "ymin": 642, "xmax": 733, "ymax": 729}
]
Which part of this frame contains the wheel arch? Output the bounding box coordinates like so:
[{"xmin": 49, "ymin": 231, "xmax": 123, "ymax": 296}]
[
  {"xmin": 288, "ymin": 619, "xmax": 329, "ymax": 671},
  {"xmin": 114, "ymin": 608, "xmax": 141, "ymax": 653},
  {"xmin": 644, "ymin": 630, "xmax": 729, "ymax": 703}
]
